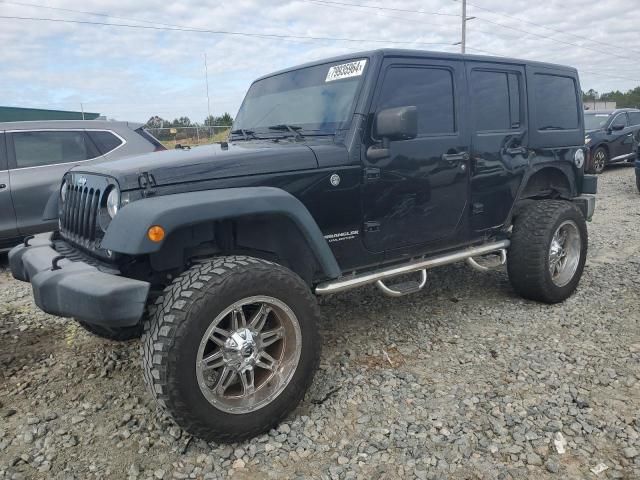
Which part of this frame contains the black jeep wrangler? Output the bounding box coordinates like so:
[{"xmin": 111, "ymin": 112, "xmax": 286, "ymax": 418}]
[{"xmin": 9, "ymin": 49, "xmax": 597, "ymax": 443}]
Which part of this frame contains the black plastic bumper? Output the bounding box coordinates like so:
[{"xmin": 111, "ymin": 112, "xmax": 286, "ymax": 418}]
[{"xmin": 8, "ymin": 233, "xmax": 150, "ymax": 327}]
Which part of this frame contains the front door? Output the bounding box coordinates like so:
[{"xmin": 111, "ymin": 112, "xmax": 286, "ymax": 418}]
[
  {"xmin": 362, "ymin": 58, "xmax": 470, "ymax": 253},
  {"xmin": 0, "ymin": 132, "xmax": 19, "ymax": 243},
  {"xmin": 609, "ymin": 112, "xmax": 633, "ymax": 159}
]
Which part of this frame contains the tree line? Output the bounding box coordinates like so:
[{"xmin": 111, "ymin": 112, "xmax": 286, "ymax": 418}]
[
  {"xmin": 145, "ymin": 113, "xmax": 234, "ymax": 129},
  {"xmin": 583, "ymin": 87, "xmax": 640, "ymax": 108}
]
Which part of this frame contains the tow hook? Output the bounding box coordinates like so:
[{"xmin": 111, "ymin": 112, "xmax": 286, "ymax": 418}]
[{"xmin": 51, "ymin": 255, "xmax": 66, "ymax": 271}]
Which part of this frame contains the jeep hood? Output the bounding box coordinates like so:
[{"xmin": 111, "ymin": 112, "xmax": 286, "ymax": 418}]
[{"xmin": 77, "ymin": 141, "xmax": 325, "ymax": 190}]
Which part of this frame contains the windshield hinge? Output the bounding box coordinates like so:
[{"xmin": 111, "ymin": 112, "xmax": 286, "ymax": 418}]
[{"xmin": 138, "ymin": 172, "xmax": 157, "ymax": 197}]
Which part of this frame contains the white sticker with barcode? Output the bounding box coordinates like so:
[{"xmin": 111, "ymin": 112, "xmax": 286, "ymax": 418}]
[{"xmin": 325, "ymin": 60, "xmax": 367, "ymax": 82}]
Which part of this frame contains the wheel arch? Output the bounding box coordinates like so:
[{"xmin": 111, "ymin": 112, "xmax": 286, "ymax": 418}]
[
  {"xmin": 101, "ymin": 187, "xmax": 341, "ymax": 283},
  {"xmin": 507, "ymin": 164, "xmax": 577, "ymax": 224},
  {"xmin": 518, "ymin": 164, "xmax": 576, "ymax": 200}
]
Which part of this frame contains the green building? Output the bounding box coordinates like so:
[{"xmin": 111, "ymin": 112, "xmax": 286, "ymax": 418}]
[{"xmin": 0, "ymin": 106, "xmax": 101, "ymax": 122}]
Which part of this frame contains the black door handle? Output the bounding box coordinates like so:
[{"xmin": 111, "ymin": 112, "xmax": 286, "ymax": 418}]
[
  {"xmin": 442, "ymin": 152, "xmax": 470, "ymax": 162},
  {"xmin": 0, "ymin": 183, "xmax": 6, "ymax": 190}
]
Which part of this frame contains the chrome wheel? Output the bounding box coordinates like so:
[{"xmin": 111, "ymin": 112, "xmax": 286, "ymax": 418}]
[
  {"xmin": 593, "ymin": 149, "xmax": 606, "ymax": 172},
  {"xmin": 548, "ymin": 220, "xmax": 581, "ymax": 287},
  {"xmin": 195, "ymin": 296, "xmax": 302, "ymax": 414}
]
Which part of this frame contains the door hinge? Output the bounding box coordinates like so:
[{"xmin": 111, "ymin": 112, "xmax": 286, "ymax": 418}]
[
  {"xmin": 364, "ymin": 167, "xmax": 381, "ymax": 182},
  {"xmin": 364, "ymin": 221, "xmax": 381, "ymax": 233}
]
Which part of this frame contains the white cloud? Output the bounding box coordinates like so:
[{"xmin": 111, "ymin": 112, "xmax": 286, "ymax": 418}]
[{"xmin": 0, "ymin": 0, "xmax": 638, "ymax": 122}]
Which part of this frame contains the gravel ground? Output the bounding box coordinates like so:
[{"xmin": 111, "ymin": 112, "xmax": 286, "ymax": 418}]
[{"xmin": 1, "ymin": 165, "xmax": 639, "ymax": 480}]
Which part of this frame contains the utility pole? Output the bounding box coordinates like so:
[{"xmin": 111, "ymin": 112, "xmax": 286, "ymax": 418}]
[
  {"xmin": 204, "ymin": 53, "xmax": 212, "ymax": 126},
  {"xmin": 80, "ymin": 102, "xmax": 85, "ymax": 120},
  {"xmin": 461, "ymin": 0, "xmax": 467, "ymax": 54}
]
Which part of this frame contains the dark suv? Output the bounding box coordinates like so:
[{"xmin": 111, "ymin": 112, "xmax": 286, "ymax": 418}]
[
  {"xmin": 584, "ymin": 108, "xmax": 640, "ymax": 173},
  {"xmin": 9, "ymin": 49, "xmax": 597, "ymax": 443}
]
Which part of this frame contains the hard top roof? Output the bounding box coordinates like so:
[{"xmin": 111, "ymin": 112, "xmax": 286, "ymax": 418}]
[{"xmin": 254, "ymin": 48, "xmax": 578, "ymax": 82}]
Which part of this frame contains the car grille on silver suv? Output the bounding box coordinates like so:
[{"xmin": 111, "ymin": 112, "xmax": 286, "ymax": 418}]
[{"xmin": 59, "ymin": 173, "xmax": 115, "ymax": 252}]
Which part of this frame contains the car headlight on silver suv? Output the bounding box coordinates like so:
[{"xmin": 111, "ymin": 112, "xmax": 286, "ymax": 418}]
[{"xmin": 106, "ymin": 188, "xmax": 120, "ymax": 218}]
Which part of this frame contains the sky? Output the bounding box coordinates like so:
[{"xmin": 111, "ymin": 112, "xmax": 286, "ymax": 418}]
[{"xmin": 0, "ymin": 0, "xmax": 638, "ymax": 124}]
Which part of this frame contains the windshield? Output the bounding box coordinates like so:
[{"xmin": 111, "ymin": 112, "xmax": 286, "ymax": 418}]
[
  {"xmin": 232, "ymin": 59, "xmax": 368, "ymax": 136},
  {"xmin": 584, "ymin": 113, "xmax": 610, "ymax": 130}
]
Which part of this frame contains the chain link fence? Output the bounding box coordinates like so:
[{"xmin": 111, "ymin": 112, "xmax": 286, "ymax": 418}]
[{"xmin": 146, "ymin": 126, "xmax": 232, "ymax": 149}]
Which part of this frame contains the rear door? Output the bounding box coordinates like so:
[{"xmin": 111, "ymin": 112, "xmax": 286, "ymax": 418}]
[
  {"xmin": 361, "ymin": 57, "xmax": 471, "ymax": 253},
  {"xmin": 7, "ymin": 129, "xmax": 101, "ymax": 235},
  {"xmin": 0, "ymin": 131, "xmax": 19, "ymax": 243},
  {"xmin": 466, "ymin": 62, "xmax": 528, "ymax": 231}
]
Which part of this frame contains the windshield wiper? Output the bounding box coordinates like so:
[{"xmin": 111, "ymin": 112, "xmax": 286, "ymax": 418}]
[
  {"xmin": 267, "ymin": 124, "xmax": 305, "ymax": 140},
  {"xmin": 230, "ymin": 129, "xmax": 260, "ymax": 140}
]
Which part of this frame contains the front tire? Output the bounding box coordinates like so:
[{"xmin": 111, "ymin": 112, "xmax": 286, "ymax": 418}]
[
  {"xmin": 142, "ymin": 256, "xmax": 321, "ymax": 443},
  {"xmin": 507, "ymin": 200, "xmax": 587, "ymax": 304}
]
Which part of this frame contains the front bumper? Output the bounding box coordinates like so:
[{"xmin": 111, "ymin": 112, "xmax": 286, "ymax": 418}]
[{"xmin": 9, "ymin": 233, "xmax": 150, "ymax": 327}]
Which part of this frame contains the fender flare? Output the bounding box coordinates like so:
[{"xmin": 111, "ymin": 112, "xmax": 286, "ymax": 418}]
[
  {"xmin": 101, "ymin": 187, "xmax": 341, "ymax": 279},
  {"xmin": 504, "ymin": 162, "xmax": 577, "ymax": 226},
  {"xmin": 515, "ymin": 162, "xmax": 577, "ymax": 200}
]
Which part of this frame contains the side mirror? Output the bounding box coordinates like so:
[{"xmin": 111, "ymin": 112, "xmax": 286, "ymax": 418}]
[
  {"xmin": 368, "ymin": 106, "xmax": 418, "ymax": 161},
  {"xmin": 611, "ymin": 123, "xmax": 625, "ymax": 131},
  {"xmin": 375, "ymin": 106, "xmax": 418, "ymax": 140}
]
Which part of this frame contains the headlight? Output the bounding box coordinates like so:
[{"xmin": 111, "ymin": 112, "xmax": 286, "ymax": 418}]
[
  {"xmin": 585, "ymin": 136, "xmax": 591, "ymax": 145},
  {"xmin": 60, "ymin": 181, "xmax": 68, "ymax": 202},
  {"xmin": 106, "ymin": 188, "xmax": 120, "ymax": 218}
]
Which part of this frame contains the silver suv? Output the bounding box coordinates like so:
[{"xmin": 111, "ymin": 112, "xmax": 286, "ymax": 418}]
[{"xmin": 0, "ymin": 120, "xmax": 165, "ymax": 250}]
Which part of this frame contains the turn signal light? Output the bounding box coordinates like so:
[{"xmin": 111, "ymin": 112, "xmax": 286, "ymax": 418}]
[{"xmin": 147, "ymin": 225, "xmax": 165, "ymax": 243}]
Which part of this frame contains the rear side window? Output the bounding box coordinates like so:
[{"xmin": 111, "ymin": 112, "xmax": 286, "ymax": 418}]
[
  {"xmin": 629, "ymin": 112, "xmax": 640, "ymax": 126},
  {"xmin": 377, "ymin": 66, "xmax": 455, "ymax": 135},
  {"xmin": 533, "ymin": 74, "xmax": 579, "ymax": 130},
  {"xmin": 87, "ymin": 130, "xmax": 124, "ymax": 155},
  {"xmin": 471, "ymin": 70, "xmax": 521, "ymax": 131},
  {"xmin": 12, "ymin": 131, "xmax": 95, "ymax": 168}
]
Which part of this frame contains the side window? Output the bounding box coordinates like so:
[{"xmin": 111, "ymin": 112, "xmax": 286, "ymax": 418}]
[
  {"xmin": 533, "ymin": 74, "xmax": 579, "ymax": 130},
  {"xmin": 12, "ymin": 131, "xmax": 95, "ymax": 168},
  {"xmin": 87, "ymin": 130, "xmax": 124, "ymax": 155},
  {"xmin": 471, "ymin": 70, "xmax": 522, "ymax": 131},
  {"xmin": 610, "ymin": 113, "xmax": 628, "ymax": 129},
  {"xmin": 628, "ymin": 112, "xmax": 640, "ymax": 126},
  {"xmin": 376, "ymin": 66, "xmax": 455, "ymax": 136}
]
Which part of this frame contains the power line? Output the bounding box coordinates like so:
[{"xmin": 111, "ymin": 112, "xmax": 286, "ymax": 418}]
[
  {"xmin": 301, "ymin": 0, "xmax": 460, "ymax": 16},
  {"xmin": 450, "ymin": 0, "xmax": 640, "ymax": 56},
  {"xmin": 304, "ymin": 0, "xmax": 639, "ymax": 63},
  {"xmin": 0, "ymin": 14, "xmax": 457, "ymax": 47}
]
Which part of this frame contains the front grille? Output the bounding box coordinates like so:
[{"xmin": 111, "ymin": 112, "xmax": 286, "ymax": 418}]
[
  {"xmin": 59, "ymin": 173, "xmax": 115, "ymax": 253},
  {"xmin": 61, "ymin": 185, "xmax": 101, "ymax": 245}
]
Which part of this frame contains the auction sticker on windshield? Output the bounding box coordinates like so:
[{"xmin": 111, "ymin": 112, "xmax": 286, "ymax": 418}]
[{"xmin": 326, "ymin": 60, "xmax": 367, "ymax": 82}]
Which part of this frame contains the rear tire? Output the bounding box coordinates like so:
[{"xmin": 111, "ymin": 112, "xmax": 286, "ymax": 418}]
[
  {"xmin": 141, "ymin": 256, "xmax": 321, "ymax": 443},
  {"xmin": 507, "ymin": 200, "xmax": 587, "ymax": 304},
  {"xmin": 76, "ymin": 320, "xmax": 142, "ymax": 341},
  {"xmin": 588, "ymin": 146, "xmax": 607, "ymax": 174},
  {"xmin": 636, "ymin": 172, "xmax": 640, "ymax": 193}
]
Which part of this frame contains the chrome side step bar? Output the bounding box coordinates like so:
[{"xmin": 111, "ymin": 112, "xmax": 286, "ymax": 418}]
[
  {"xmin": 376, "ymin": 269, "xmax": 428, "ymax": 297},
  {"xmin": 315, "ymin": 240, "xmax": 510, "ymax": 295}
]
